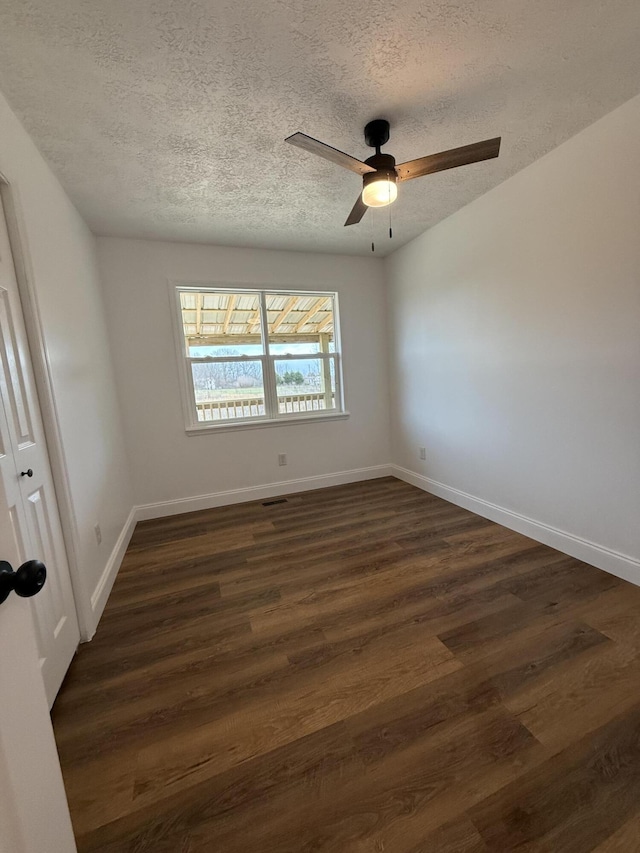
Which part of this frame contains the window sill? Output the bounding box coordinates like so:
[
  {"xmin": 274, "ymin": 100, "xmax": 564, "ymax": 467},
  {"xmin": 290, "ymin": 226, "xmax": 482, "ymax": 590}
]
[{"xmin": 185, "ymin": 410, "xmax": 350, "ymax": 435}]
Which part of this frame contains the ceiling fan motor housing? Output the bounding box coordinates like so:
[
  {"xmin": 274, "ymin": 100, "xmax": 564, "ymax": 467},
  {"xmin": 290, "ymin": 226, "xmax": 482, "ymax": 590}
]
[{"xmin": 363, "ymin": 152, "xmax": 397, "ymax": 190}]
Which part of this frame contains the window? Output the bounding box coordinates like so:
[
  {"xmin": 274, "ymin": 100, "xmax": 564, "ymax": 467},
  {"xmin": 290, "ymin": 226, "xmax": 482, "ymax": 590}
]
[{"xmin": 173, "ymin": 286, "xmax": 345, "ymax": 430}]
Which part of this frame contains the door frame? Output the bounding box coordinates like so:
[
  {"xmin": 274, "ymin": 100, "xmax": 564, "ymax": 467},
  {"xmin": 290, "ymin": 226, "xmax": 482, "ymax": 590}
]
[{"xmin": 0, "ymin": 171, "xmax": 92, "ymax": 640}]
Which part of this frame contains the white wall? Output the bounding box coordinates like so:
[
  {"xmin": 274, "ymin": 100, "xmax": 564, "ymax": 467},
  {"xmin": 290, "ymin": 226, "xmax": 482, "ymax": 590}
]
[
  {"xmin": 386, "ymin": 94, "xmax": 640, "ymax": 579},
  {"xmin": 0, "ymin": 90, "xmax": 134, "ymax": 635},
  {"xmin": 96, "ymin": 238, "xmax": 390, "ymax": 511}
]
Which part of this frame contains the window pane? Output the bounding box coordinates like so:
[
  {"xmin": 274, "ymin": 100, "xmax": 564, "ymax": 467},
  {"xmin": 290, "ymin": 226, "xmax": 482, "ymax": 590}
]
[
  {"xmin": 191, "ymin": 360, "xmax": 265, "ymax": 421},
  {"xmin": 269, "ymin": 340, "xmax": 321, "ymax": 355},
  {"xmin": 273, "ymin": 356, "xmax": 336, "ymax": 414},
  {"xmin": 180, "ymin": 290, "xmax": 263, "ymax": 357},
  {"xmin": 266, "ymin": 294, "xmax": 335, "ymax": 356}
]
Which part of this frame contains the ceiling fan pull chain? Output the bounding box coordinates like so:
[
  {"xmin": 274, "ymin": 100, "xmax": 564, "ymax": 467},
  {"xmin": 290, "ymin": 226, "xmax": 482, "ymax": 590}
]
[
  {"xmin": 370, "ymin": 206, "xmax": 375, "ymax": 252},
  {"xmin": 388, "ymin": 187, "xmax": 393, "ymax": 240}
]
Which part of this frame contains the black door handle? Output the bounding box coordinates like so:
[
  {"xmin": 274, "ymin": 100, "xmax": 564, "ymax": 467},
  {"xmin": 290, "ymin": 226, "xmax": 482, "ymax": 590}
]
[
  {"xmin": 0, "ymin": 560, "xmax": 47, "ymax": 606},
  {"xmin": 20, "ymin": 469, "xmax": 33, "ymax": 478}
]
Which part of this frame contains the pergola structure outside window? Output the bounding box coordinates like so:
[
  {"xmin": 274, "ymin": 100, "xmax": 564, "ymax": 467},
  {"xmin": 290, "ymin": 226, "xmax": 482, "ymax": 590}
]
[{"xmin": 172, "ymin": 286, "xmax": 345, "ymax": 430}]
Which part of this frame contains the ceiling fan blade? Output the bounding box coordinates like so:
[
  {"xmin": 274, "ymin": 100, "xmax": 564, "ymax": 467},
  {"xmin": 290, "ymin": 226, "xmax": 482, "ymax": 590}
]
[
  {"xmin": 286, "ymin": 132, "xmax": 376, "ymax": 176},
  {"xmin": 344, "ymin": 194, "xmax": 367, "ymax": 226},
  {"xmin": 396, "ymin": 137, "xmax": 501, "ymax": 182}
]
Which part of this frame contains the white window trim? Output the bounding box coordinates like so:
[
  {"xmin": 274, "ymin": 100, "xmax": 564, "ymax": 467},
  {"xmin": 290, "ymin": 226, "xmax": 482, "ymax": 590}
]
[{"xmin": 169, "ymin": 282, "xmax": 348, "ymax": 433}]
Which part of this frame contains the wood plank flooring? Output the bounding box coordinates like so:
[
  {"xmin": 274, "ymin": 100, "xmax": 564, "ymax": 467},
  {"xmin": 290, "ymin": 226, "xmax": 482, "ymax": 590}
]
[{"xmin": 51, "ymin": 477, "xmax": 640, "ymax": 852}]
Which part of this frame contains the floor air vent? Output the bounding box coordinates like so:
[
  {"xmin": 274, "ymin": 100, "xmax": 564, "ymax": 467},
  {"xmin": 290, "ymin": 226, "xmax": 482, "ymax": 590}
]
[{"xmin": 262, "ymin": 498, "xmax": 288, "ymax": 506}]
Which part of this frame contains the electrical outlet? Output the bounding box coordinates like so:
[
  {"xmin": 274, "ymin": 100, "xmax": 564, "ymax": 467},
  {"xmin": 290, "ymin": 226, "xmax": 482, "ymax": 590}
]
[
  {"xmin": 419, "ymin": 447, "xmax": 426, "ymax": 460},
  {"xmin": 278, "ymin": 453, "xmax": 287, "ymax": 466},
  {"xmin": 94, "ymin": 523, "xmax": 102, "ymax": 545}
]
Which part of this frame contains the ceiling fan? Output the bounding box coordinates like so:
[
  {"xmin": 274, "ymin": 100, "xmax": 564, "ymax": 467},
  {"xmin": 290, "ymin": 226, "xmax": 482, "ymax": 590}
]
[{"xmin": 285, "ymin": 119, "xmax": 501, "ymax": 227}]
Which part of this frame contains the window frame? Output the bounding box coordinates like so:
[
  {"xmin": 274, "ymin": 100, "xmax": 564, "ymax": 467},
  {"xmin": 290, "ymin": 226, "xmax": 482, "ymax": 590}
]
[{"xmin": 170, "ymin": 283, "xmax": 348, "ymax": 433}]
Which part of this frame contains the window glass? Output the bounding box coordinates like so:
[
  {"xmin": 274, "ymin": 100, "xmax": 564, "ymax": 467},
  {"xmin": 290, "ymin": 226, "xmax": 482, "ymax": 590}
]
[
  {"xmin": 266, "ymin": 293, "xmax": 335, "ymax": 350},
  {"xmin": 191, "ymin": 361, "xmax": 265, "ymax": 422},
  {"xmin": 274, "ymin": 357, "xmax": 336, "ymax": 413},
  {"xmin": 180, "ymin": 291, "xmax": 263, "ymax": 357}
]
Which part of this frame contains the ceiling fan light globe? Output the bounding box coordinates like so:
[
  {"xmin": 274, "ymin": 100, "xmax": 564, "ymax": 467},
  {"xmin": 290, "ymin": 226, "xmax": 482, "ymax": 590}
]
[{"xmin": 362, "ymin": 178, "xmax": 398, "ymax": 208}]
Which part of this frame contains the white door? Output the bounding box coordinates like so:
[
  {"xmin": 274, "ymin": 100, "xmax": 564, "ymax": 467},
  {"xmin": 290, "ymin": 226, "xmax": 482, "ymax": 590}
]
[
  {"xmin": 0, "ymin": 367, "xmax": 77, "ymax": 851},
  {"xmin": 0, "ymin": 193, "xmax": 79, "ymax": 705}
]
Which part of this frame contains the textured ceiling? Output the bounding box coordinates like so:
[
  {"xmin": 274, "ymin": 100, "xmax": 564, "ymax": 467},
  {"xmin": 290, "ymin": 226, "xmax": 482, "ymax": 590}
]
[{"xmin": 0, "ymin": 1, "xmax": 639, "ymax": 257}]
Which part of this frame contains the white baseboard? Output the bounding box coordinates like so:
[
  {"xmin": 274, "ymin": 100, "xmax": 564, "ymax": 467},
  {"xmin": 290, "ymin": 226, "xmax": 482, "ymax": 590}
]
[
  {"xmin": 87, "ymin": 506, "xmax": 137, "ymax": 638},
  {"xmin": 134, "ymin": 465, "xmax": 394, "ymax": 522},
  {"xmin": 391, "ymin": 465, "xmax": 640, "ymax": 587}
]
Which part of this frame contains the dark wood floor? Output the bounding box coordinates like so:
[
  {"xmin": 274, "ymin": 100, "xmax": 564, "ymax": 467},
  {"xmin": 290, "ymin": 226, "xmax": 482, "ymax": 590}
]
[{"xmin": 52, "ymin": 477, "xmax": 640, "ymax": 852}]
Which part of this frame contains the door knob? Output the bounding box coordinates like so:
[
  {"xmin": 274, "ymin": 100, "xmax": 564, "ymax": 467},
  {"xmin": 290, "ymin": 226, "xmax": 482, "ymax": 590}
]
[
  {"xmin": 20, "ymin": 469, "xmax": 33, "ymax": 478},
  {"xmin": 0, "ymin": 560, "xmax": 47, "ymax": 606}
]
